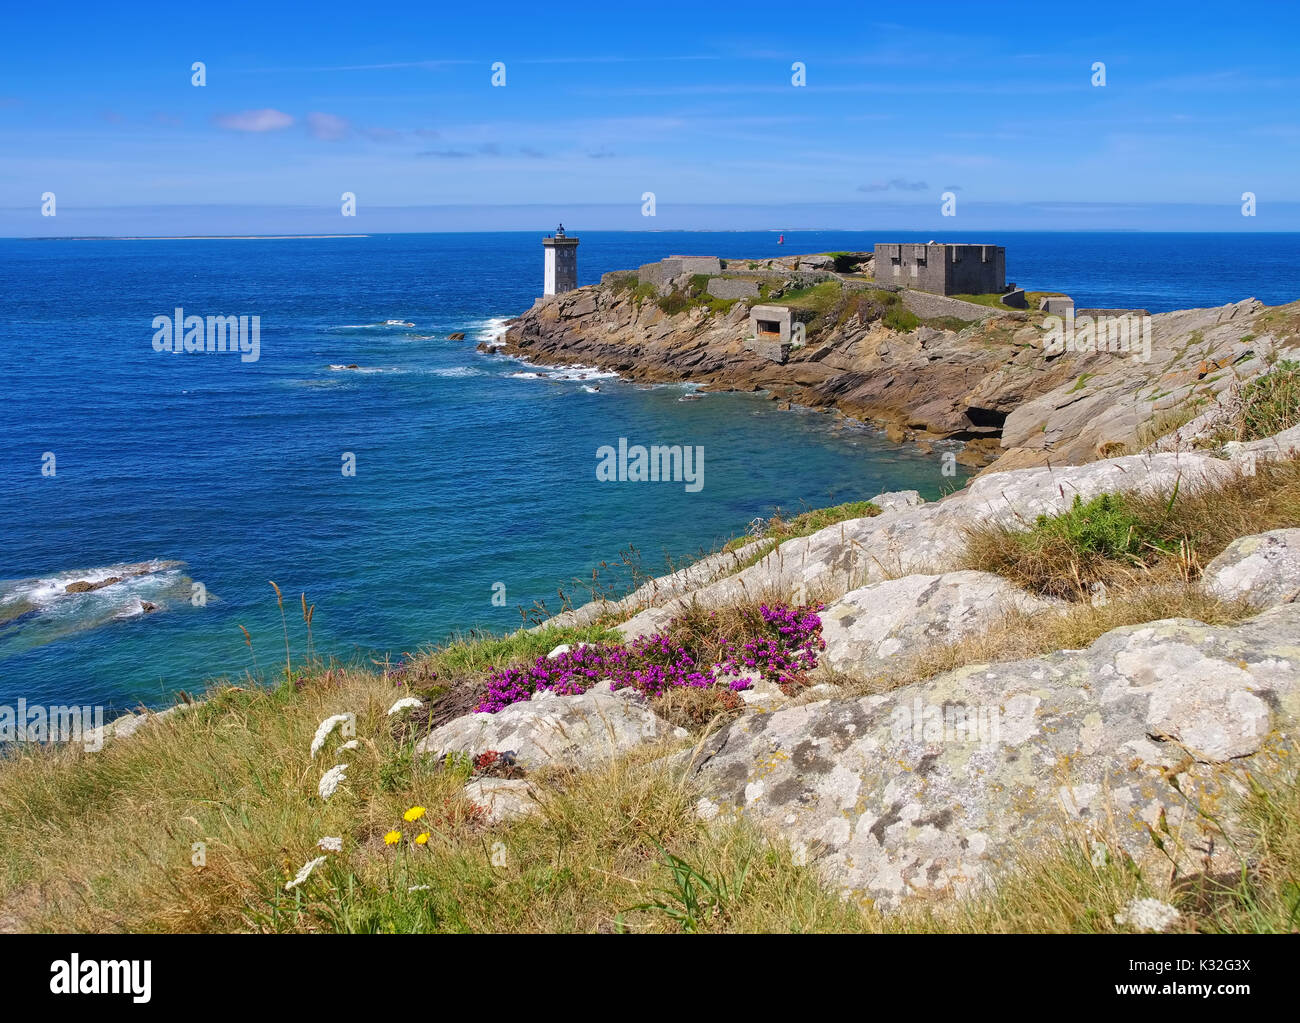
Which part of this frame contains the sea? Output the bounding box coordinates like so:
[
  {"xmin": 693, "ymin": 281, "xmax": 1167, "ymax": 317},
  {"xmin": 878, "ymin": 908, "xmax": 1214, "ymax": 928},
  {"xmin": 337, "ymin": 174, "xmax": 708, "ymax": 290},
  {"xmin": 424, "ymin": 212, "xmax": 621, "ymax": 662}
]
[{"xmin": 2, "ymin": 230, "xmax": 1297, "ymax": 712}]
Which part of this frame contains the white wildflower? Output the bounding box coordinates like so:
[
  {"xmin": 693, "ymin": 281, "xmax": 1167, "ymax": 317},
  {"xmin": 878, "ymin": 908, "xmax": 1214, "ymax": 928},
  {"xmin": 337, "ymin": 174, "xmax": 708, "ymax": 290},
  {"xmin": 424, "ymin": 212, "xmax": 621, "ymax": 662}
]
[
  {"xmin": 386, "ymin": 697, "xmax": 424, "ymax": 716},
  {"xmin": 285, "ymin": 856, "xmax": 327, "ymax": 891},
  {"xmin": 408, "ymin": 885, "xmax": 432, "ymax": 892},
  {"xmin": 310, "ymin": 714, "xmax": 352, "ymax": 757},
  {"xmin": 1114, "ymin": 897, "xmax": 1181, "ymax": 932},
  {"xmin": 318, "ymin": 764, "xmax": 348, "ymax": 800},
  {"xmin": 317, "ymin": 836, "xmax": 343, "ymax": 853}
]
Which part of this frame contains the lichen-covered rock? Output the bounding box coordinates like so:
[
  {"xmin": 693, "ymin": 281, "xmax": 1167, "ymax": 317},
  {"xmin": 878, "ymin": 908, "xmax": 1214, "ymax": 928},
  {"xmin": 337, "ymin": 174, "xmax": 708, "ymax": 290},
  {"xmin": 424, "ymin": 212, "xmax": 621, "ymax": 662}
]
[
  {"xmin": 463, "ymin": 778, "xmax": 539, "ymax": 823},
  {"xmin": 820, "ymin": 571, "xmax": 1063, "ymax": 675},
  {"xmin": 867, "ymin": 490, "xmax": 923, "ymax": 515},
  {"xmin": 682, "ymin": 605, "xmax": 1300, "ymax": 911},
  {"xmin": 1232, "ymin": 422, "xmax": 1300, "ymax": 462},
  {"xmin": 1203, "ymin": 529, "xmax": 1300, "ymax": 609},
  {"xmin": 415, "ymin": 689, "xmax": 687, "ymax": 770}
]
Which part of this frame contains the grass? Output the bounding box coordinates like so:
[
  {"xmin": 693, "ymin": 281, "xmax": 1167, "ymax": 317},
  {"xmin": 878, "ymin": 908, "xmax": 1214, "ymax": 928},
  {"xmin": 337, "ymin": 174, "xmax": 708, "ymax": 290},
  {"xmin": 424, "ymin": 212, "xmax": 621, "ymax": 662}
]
[
  {"xmin": 961, "ymin": 454, "xmax": 1300, "ymax": 600},
  {"xmin": 920, "ymin": 314, "xmax": 975, "ymax": 332},
  {"xmin": 948, "ymin": 290, "xmax": 1060, "ymax": 311},
  {"xmin": 720, "ymin": 499, "xmax": 881, "ymax": 571},
  {"xmin": 883, "ymin": 303, "xmax": 920, "ymax": 332},
  {"xmin": 2, "ymin": 646, "xmax": 1296, "ymax": 932},
  {"xmin": 1226, "ymin": 359, "xmax": 1300, "ymax": 442},
  {"xmin": 634, "ymin": 275, "xmax": 741, "ymax": 318},
  {"xmin": 775, "ymin": 280, "xmax": 842, "ymax": 315},
  {"xmin": 1135, "ymin": 399, "xmax": 1206, "ymax": 449},
  {"xmin": 950, "ymin": 292, "xmax": 1018, "ymax": 309}
]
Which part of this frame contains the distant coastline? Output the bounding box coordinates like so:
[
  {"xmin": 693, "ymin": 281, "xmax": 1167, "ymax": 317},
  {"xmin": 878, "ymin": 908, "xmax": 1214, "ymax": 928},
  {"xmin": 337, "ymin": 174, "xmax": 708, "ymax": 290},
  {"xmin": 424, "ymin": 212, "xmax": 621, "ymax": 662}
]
[{"xmin": 28, "ymin": 234, "xmax": 371, "ymax": 241}]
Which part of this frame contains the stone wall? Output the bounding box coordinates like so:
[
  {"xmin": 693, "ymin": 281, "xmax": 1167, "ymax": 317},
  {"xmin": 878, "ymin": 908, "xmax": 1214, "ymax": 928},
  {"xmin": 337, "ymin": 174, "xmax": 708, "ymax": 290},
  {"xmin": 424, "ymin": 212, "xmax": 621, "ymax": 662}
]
[
  {"xmin": 899, "ymin": 290, "xmax": 1001, "ymax": 322},
  {"xmin": 707, "ymin": 277, "xmax": 760, "ymax": 300},
  {"xmin": 744, "ymin": 338, "xmax": 790, "ymax": 364}
]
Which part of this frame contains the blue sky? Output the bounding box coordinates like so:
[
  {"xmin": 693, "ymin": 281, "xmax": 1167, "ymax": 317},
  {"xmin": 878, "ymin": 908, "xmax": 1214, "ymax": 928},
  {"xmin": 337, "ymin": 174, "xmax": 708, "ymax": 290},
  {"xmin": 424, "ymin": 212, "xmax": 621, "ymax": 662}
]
[{"xmin": 3, "ymin": 0, "xmax": 1300, "ymax": 234}]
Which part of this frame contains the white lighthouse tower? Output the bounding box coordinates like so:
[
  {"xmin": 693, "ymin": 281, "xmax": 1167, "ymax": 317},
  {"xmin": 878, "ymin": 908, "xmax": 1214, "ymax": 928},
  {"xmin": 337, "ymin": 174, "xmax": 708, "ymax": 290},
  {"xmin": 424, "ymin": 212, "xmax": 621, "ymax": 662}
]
[{"xmin": 542, "ymin": 224, "xmax": 579, "ymax": 296}]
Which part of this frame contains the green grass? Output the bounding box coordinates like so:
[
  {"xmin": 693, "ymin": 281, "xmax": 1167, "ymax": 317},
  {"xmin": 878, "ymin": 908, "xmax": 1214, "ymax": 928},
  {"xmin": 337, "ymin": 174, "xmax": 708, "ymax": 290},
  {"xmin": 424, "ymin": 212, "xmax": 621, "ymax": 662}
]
[
  {"xmin": 949, "ymin": 292, "xmax": 1015, "ymax": 308},
  {"xmin": 883, "ymin": 304, "xmax": 920, "ymax": 332},
  {"xmin": 920, "ymin": 315, "xmax": 975, "ymax": 332},
  {"xmin": 776, "ymin": 280, "xmax": 842, "ymax": 314},
  {"xmin": 1235, "ymin": 359, "xmax": 1300, "ymax": 442},
  {"xmin": 722, "ymin": 500, "xmax": 881, "ymax": 554}
]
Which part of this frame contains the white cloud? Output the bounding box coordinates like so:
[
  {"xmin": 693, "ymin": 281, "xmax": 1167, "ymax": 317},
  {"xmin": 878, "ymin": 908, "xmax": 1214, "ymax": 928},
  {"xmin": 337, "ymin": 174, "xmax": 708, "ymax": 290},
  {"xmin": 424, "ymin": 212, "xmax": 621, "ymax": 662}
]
[
  {"xmin": 307, "ymin": 111, "xmax": 350, "ymax": 141},
  {"xmin": 215, "ymin": 108, "xmax": 294, "ymax": 132}
]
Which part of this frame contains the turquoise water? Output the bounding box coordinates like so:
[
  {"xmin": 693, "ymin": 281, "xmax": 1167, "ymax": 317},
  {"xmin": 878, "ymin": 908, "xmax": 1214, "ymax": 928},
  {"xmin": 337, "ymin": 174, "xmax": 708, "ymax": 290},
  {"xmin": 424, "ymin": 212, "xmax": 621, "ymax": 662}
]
[{"xmin": 1, "ymin": 232, "xmax": 974, "ymax": 711}]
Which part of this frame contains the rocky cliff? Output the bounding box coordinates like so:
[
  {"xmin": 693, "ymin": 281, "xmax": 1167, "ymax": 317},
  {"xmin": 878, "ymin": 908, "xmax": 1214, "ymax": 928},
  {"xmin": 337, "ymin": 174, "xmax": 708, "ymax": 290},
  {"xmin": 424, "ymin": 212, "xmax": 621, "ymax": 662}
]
[{"xmin": 492, "ymin": 258, "xmax": 1300, "ymax": 474}]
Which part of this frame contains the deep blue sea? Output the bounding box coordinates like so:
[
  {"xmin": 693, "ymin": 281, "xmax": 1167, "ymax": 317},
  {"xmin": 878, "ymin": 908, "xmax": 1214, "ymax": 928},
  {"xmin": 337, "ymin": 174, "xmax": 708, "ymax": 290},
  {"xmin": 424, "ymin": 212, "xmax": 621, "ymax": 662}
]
[{"xmin": 2, "ymin": 231, "xmax": 1297, "ymax": 712}]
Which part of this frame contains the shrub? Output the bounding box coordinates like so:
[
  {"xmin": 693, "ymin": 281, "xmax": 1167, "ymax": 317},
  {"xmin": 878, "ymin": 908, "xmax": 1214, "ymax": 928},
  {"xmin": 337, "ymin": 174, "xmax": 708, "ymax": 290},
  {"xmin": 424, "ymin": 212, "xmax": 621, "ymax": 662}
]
[
  {"xmin": 964, "ymin": 455, "xmax": 1300, "ymax": 599},
  {"xmin": 656, "ymin": 291, "xmax": 693, "ymax": 315},
  {"xmin": 964, "ymin": 493, "xmax": 1179, "ymax": 599},
  {"xmin": 883, "ymin": 304, "xmax": 920, "ymax": 333}
]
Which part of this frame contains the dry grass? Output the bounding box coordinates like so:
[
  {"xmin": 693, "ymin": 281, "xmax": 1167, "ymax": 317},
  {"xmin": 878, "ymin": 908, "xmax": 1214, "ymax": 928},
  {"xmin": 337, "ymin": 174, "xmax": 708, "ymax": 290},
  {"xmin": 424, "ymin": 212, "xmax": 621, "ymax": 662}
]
[{"xmin": 962, "ymin": 455, "xmax": 1300, "ymax": 600}]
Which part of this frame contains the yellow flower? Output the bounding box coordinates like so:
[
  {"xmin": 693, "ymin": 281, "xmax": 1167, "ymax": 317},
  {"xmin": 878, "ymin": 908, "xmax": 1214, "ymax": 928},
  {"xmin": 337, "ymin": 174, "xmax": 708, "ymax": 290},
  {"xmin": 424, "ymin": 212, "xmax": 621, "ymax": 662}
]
[
  {"xmin": 403, "ymin": 806, "xmax": 427, "ymax": 822},
  {"xmin": 384, "ymin": 830, "xmax": 401, "ymax": 845},
  {"xmin": 415, "ymin": 832, "xmax": 429, "ymax": 845}
]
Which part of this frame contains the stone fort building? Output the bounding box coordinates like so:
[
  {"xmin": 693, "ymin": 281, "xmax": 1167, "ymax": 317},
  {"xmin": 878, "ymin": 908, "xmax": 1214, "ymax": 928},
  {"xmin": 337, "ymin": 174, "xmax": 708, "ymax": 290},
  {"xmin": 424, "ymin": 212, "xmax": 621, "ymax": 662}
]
[{"xmin": 874, "ymin": 242, "xmax": 1005, "ymax": 296}]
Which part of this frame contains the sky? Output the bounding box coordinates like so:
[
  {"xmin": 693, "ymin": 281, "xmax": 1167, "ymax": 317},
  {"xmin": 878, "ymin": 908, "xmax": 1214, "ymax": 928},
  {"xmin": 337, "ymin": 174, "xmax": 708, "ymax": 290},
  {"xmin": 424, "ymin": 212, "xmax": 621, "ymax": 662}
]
[{"xmin": 3, "ymin": 0, "xmax": 1300, "ymax": 234}]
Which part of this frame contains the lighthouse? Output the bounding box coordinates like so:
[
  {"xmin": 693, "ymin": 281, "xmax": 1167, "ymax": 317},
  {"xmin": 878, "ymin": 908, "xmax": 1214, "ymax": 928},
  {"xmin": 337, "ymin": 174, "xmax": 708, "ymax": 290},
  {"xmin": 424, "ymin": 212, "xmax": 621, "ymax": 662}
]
[{"xmin": 542, "ymin": 224, "xmax": 579, "ymax": 296}]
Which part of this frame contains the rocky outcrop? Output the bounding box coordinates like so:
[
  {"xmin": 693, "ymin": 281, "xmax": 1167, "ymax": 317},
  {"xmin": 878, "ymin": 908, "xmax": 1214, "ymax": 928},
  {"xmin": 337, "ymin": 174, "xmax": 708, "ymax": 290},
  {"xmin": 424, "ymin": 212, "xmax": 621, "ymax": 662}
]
[
  {"xmin": 682, "ymin": 605, "xmax": 1300, "ymax": 910},
  {"xmin": 464, "ymin": 778, "xmax": 539, "ymax": 823},
  {"xmin": 497, "ymin": 257, "xmax": 1300, "ymax": 471},
  {"xmin": 531, "ymin": 541, "xmax": 764, "ymax": 632},
  {"xmin": 1203, "ymin": 529, "xmax": 1300, "ymax": 608},
  {"xmin": 415, "ymin": 687, "xmax": 688, "ymax": 771},
  {"xmin": 466, "ymin": 425, "xmax": 1300, "ymax": 916},
  {"xmin": 994, "ymin": 300, "xmax": 1298, "ymax": 472},
  {"xmin": 820, "ymin": 571, "xmax": 1064, "ymax": 675}
]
